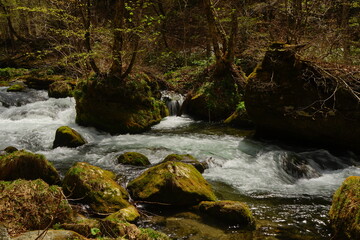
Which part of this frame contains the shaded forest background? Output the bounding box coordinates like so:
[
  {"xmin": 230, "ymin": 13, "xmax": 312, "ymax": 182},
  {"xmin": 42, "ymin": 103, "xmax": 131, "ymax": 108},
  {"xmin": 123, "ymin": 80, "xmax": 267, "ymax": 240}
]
[{"xmin": 0, "ymin": 0, "xmax": 359, "ymax": 80}]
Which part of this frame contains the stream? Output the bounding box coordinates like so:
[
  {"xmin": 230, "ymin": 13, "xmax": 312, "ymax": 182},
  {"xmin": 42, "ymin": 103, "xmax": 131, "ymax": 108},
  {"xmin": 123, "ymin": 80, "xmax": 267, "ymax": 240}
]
[{"xmin": 1, "ymin": 87, "xmax": 359, "ymax": 240}]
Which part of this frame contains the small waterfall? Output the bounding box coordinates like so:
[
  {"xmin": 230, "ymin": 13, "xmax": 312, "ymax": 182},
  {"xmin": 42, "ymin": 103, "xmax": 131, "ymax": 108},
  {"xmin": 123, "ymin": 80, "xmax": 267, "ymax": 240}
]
[{"xmin": 161, "ymin": 90, "xmax": 185, "ymax": 116}]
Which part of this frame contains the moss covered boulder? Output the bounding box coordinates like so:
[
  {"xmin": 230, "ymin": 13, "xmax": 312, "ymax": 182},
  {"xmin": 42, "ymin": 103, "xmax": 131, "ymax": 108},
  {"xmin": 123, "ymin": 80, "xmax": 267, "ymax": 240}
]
[
  {"xmin": 105, "ymin": 205, "xmax": 140, "ymax": 223},
  {"xmin": 0, "ymin": 150, "xmax": 60, "ymax": 185},
  {"xmin": 7, "ymin": 83, "xmax": 25, "ymax": 92},
  {"xmin": 0, "ymin": 179, "xmax": 73, "ymax": 236},
  {"xmin": 162, "ymin": 154, "xmax": 205, "ymax": 173},
  {"xmin": 329, "ymin": 176, "xmax": 360, "ymax": 240},
  {"xmin": 127, "ymin": 161, "xmax": 217, "ymax": 206},
  {"xmin": 197, "ymin": 201, "xmax": 256, "ymax": 229},
  {"xmin": 75, "ymin": 73, "xmax": 168, "ymax": 134},
  {"xmin": 48, "ymin": 81, "xmax": 73, "ymax": 98},
  {"xmin": 245, "ymin": 44, "xmax": 360, "ymax": 152},
  {"xmin": 53, "ymin": 126, "xmax": 86, "ymax": 149},
  {"xmin": 62, "ymin": 162, "xmax": 130, "ymax": 213},
  {"xmin": 118, "ymin": 152, "xmax": 150, "ymax": 166},
  {"xmin": 12, "ymin": 230, "xmax": 87, "ymax": 240}
]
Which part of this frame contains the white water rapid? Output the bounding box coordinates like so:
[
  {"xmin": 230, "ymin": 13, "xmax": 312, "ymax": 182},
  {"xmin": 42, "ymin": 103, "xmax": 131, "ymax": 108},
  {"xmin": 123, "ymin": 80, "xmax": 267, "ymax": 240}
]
[{"xmin": 1, "ymin": 87, "xmax": 359, "ymax": 239}]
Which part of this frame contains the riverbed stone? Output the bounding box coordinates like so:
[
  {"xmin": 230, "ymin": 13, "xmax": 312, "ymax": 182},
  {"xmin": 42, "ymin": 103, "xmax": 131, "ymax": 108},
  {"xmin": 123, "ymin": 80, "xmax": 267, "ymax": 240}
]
[
  {"xmin": 329, "ymin": 176, "xmax": 360, "ymax": 240},
  {"xmin": 0, "ymin": 179, "xmax": 73, "ymax": 236},
  {"xmin": 197, "ymin": 200, "xmax": 256, "ymax": 229},
  {"xmin": 53, "ymin": 126, "xmax": 86, "ymax": 148},
  {"xmin": 245, "ymin": 44, "xmax": 360, "ymax": 152},
  {"xmin": 48, "ymin": 81, "xmax": 73, "ymax": 98},
  {"xmin": 117, "ymin": 152, "xmax": 150, "ymax": 166},
  {"xmin": 127, "ymin": 161, "xmax": 217, "ymax": 206},
  {"xmin": 105, "ymin": 205, "xmax": 140, "ymax": 223},
  {"xmin": 12, "ymin": 230, "xmax": 86, "ymax": 240},
  {"xmin": 62, "ymin": 162, "xmax": 130, "ymax": 213},
  {"xmin": 161, "ymin": 154, "xmax": 205, "ymax": 173},
  {"xmin": 7, "ymin": 83, "xmax": 25, "ymax": 92},
  {"xmin": 0, "ymin": 150, "xmax": 60, "ymax": 185}
]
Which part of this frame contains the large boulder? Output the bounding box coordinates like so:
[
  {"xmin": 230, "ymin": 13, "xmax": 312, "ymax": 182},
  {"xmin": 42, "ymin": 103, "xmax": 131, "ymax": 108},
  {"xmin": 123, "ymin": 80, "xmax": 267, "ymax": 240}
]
[
  {"xmin": 127, "ymin": 161, "xmax": 217, "ymax": 206},
  {"xmin": 48, "ymin": 81, "xmax": 73, "ymax": 98},
  {"xmin": 53, "ymin": 126, "xmax": 86, "ymax": 149},
  {"xmin": 245, "ymin": 44, "xmax": 360, "ymax": 152},
  {"xmin": 117, "ymin": 152, "xmax": 150, "ymax": 166},
  {"xmin": 0, "ymin": 179, "xmax": 73, "ymax": 236},
  {"xmin": 62, "ymin": 162, "xmax": 130, "ymax": 213},
  {"xmin": 197, "ymin": 200, "xmax": 256, "ymax": 229},
  {"xmin": 0, "ymin": 150, "xmax": 60, "ymax": 185},
  {"xmin": 329, "ymin": 176, "xmax": 360, "ymax": 240},
  {"xmin": 74, "ymin": 73, "xmax": 168, "ymax": 134},
  {"xmin": 161, "ymin": 154, "xmax": 205, "ymax": 173}
]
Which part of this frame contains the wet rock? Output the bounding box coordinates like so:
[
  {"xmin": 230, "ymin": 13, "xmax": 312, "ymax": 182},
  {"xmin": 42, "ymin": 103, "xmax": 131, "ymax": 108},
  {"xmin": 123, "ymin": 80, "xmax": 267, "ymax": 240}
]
[
  {"xmin": 127, "ymin": 161, "xmax": 217, "ymax": 206},
  {"xmin": 245, "ymin": 44, "xmax": 360, "ymax": 152},
  {"xmin": 3, "ymin": 146, "xmax": 18, "ymax": 154},
  {"xmin": 12, "ymin": 230, "xmax": 86, "ymax": 240},
  {"xmin": 0, "ymin": 179, "xmax": 73, "ymax": 236},
  {"xmin": 7, "ymin": 83, "xmax": 25, "ymax": 92},
  {"xmin": 0, "ymin": 150, "xmax": 60, "ymax": 185},
  {"xmin": 329, "ymin": 176, "xmax": 360, "ymax": 240},
  {"xmin": 161, "ymin": 154, "xmax": 205, "ymax": 173},
  {"xmin": 62, "ymin": 162, "xmax": 130, "ymax": 213},
  {"xmin": 61, "ymin": 215, "xmax": 101, "ymax": 238},
  {"xmin": 197, "ymin": 200, "xmax": 256, "ymax": 229},
  {"xmin": 223, "ymin": 102, "xmax": 254, "ymax": 128},
  {"xmin": 48, "ymin": 81, "xmax": 73, "ymax": 98},
  {"xmin": 117, "ymin": 152, "xmax": 150, "ymax": 166},
  {"xmin": 53, "ymin": 126, "xmax": 86, "ymax": 148}
]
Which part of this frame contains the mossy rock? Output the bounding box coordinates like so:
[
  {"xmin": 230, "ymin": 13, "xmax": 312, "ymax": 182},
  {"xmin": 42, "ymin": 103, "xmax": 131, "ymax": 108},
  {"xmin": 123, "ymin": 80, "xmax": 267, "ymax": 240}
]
[
  {"xmin": 0, "ymin": 150, "xmax": 60, "ymax": 185},
  {"xmin": 197, "ymin": 200, "xmax": 256, "ymax": 229},
  {"xmin": 224, "ymin": 102, "xmax": 254, "ymax": 128},
  {"xmin": 162, "ymin": 154, "xmax": 205, "ymax": 173},
  {"xmin": 61, "ymin": 215, "xmax": 102, "ymax": 238},
  {"xmin": 329, "ymin": 176, "xmax": 360, "ymax": 240},
  {"xmin": 3, "ymin": 146, "xmax": 18, "ymax": 153},
  {"xmin": 48, "ymin": 81, "xmax": 73, "ymax": 98},
  {"xmin": 100, "ymin": 220, "xmax": 170, "ymax": 240},
  {"xmin": 127, "ymin": 161, "xmax": 217, "ymax": 206},
  {"xmin": 7, "ymin": 84, "xmax": 25, "ymax": 92},
  {"xmin": 62, "ymin": 162, "xmax": 130, "ymax": 213},
  {"xmin": 53, "ymin": 126, "xmax": 86, "ymax": 149},
  {"xmin": 117, "ymin": 152, "xmax": 150, "ymax": 166},
  {"xmin": 12, "ymin": 230, "xmax": 87, "ymax": 240},
  {"xmin": 105, "ymin": 205, "xmax": 140, "ymax": 223},
  {"xmin": 75, "ymin": 73, "xmax": 168, "ymax": 134},
  {"xmin": 0, "ymin": 179, "xmax": 73, "ymax": 236}
]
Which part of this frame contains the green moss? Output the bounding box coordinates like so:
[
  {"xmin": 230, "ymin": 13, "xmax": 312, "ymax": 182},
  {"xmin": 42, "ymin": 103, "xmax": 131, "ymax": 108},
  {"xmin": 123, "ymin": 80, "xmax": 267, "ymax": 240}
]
[
  {"xmin": 105, "ymin": 205, "xmax": 140, "ymax": 223},
  {"xmin": 140, "ymin": 228, "xmax": 170, "ymax": 240},
  {"xmin": 7, "ymin": 84, "xmax": 25, "ymax": 92},
  {"xmin": 62, "ymin": 162, "xmax": 130, "ymax": 213},
  {"xmin": 53, "ymin": 126, "xmax": 86, "ymax": 148},
  {"xmin": 117, "ymin": 152, "xmax": 150, "ymax": 166},
  {"xmin": 329, "ymin": 176, "xmax": 360, "ymax": 239},
  {"xmin": 127, "ymin": 161, "xmax": 217, "ymax": 206},
  {"xmin": 162, "ymin": 154, "xmax": 204, "ymax": 173}
]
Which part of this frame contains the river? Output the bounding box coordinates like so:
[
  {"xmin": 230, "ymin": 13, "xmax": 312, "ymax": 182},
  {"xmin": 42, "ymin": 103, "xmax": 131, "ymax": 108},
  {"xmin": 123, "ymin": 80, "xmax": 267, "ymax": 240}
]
[{"xmin": 0, "ymin": 87, "xmax": 359, "ymax": 239}]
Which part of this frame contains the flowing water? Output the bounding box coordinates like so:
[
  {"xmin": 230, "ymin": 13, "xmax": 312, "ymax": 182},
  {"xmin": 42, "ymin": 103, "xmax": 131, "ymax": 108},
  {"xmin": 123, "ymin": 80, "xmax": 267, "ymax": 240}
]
[{"xmin": 1, "ymin": 87, "xmax": 359, "ymax": 239}]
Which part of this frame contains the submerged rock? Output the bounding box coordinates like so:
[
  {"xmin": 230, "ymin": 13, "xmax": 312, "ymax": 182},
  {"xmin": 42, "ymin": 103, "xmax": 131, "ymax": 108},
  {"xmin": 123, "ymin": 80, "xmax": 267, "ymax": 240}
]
[
  {"xmin": 53, "ymin": 126, "xmax": 86, "ymax": 148},
  {"xmin": 0, "ymin": 150, "xmax": 60, "ymax": 185},
  {"xmin": 12, "ymin": 230, "xmax": 86, "ymax": 240},
  {"xmin": 62, "ymin": 162, "xmax": 130, "ymax": 213},
  {"xmin": 162, "ymin": 154, "xmax": 205, "ymax": 173},
  {"xmin": 0, "ymin": 179, "xmax": 73, "ymax": 236},
  {"xmin": 329, "ymin": 176, "xmax": 360, "ymax": 240},
  {"xmin": 48, "ymin": 81, "xmax": 73, "ymax": 98},
  {"xmin": 197, "ymin": 200, "xmax": 256, "ymax": 229},
  {"xmin": 127, "ymin": 161, "xmax": 217, "ymax": 206},
  {"xmin": 75, "ymin": 73, "xmax": 168, "ymax": 134},
  {"xmin": 245, "ymin": 44, "xmax": 360, "ymax": 152},
  {"xmin": 117, "ymin": 152, "xmax": 150, "ymax": 166}
]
